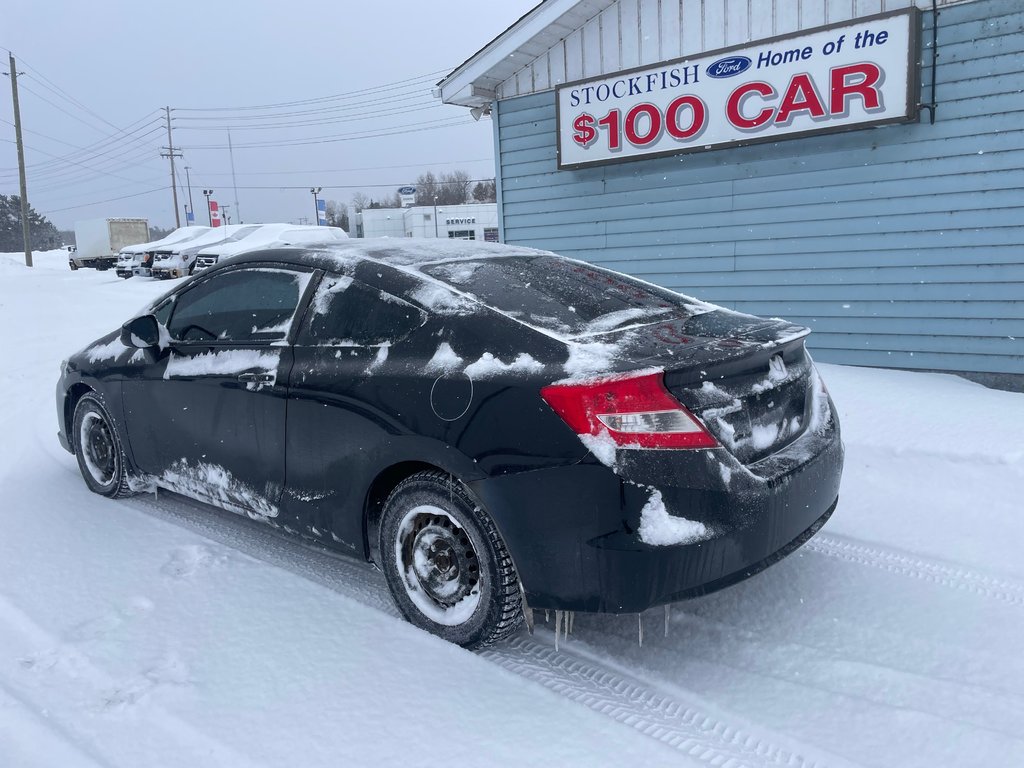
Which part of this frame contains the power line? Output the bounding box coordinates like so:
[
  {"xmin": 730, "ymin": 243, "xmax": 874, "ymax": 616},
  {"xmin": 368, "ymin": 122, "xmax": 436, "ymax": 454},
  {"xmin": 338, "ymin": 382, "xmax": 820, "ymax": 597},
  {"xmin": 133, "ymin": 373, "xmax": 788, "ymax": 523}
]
[
  {"xmin": 14, "ymin": 53, "xmax": 129, "ymax": 133},
  {"xmin": 173, "ymin": 103, "xmax": 444, "ymax": 133},
  {"xmin": 42, "ymin": 186, "xmax": 166, "ymax": 214},
  {"xmin": 182, "ymin": 116, "xmax": 470, "ymax": 150},
  {"xmin": 173, "ymin": 88, "xmax": 437, "ymax": 123},
  {"xmin": 194, "ymin": 157, "xmax": 493, "ymax": 178},
  {"xmin": 0, "ymin": 108, "xmax": 165, "ymax": 183},
  {"xmin": 0, "ymin": 123, "xmax": 165, "ymax": 181},
  {"xmin": 174, "ymin": 68, "xmax": 451, "ymax": 112}
]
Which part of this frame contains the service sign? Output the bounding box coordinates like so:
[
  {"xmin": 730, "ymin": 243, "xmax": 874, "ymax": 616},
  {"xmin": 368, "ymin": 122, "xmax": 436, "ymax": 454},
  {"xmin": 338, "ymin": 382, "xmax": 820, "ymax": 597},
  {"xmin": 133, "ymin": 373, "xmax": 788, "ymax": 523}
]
[{"xmin": 556, "ymin": 9, "xmax": 919, "ymax": 169}]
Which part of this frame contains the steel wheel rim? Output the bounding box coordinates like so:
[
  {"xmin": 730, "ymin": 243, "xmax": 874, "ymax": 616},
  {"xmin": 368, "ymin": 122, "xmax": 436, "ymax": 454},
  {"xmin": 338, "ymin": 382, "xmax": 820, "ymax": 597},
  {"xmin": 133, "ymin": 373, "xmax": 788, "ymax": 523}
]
[
  {"xmin": 395, "ymin": 504, "xmax": 481, "ymax": 625},
  {"xmin": 80, "ymin": 411, "xmax": 115, "ymax": 486}
]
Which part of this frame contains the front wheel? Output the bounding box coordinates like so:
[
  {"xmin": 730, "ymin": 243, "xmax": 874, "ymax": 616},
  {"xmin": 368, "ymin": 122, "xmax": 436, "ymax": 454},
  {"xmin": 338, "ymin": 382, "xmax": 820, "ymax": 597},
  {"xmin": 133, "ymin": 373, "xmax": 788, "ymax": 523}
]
[
  {"xmin": 379, "ymin": 470, "xmax": 522, "ymax": 648},
  {"xmin": 72, "ymin": 393, "xmax": 135, "ymax": 498}
]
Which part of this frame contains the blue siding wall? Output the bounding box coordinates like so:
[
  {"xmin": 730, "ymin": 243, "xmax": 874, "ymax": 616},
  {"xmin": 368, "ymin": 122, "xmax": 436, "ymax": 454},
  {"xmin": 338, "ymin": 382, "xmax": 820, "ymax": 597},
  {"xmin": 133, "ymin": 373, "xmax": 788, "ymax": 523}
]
[{"xmin": 494, "ymin": 0, "xmax": 1024, "ymax": 375}]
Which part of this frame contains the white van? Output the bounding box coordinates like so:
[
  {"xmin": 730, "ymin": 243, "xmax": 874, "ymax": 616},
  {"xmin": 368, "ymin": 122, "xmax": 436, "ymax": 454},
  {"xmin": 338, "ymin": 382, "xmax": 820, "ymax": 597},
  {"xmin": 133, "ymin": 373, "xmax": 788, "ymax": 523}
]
[
  {"xmin": 194, "ymin": 225, "xmax": 348, "ymax": 273},
  {"xmin": 150, "ymin": 225, "xmax": 262, "ymax": 279}
]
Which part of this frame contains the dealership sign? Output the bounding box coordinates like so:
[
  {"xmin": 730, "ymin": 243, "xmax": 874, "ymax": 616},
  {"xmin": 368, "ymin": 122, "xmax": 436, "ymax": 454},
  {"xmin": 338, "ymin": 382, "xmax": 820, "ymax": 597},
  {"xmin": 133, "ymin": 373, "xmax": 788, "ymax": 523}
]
[{"xmin": 556, "ymin": 9, "xmax": 919, "ymax": 169}]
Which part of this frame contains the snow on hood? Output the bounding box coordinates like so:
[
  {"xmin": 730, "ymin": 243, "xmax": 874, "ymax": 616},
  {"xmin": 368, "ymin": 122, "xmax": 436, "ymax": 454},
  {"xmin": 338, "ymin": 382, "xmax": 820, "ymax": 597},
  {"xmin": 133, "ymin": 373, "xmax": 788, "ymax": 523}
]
[{"xmin": 84, "ymin": 337, "xmax": 127, "ymax": 364}]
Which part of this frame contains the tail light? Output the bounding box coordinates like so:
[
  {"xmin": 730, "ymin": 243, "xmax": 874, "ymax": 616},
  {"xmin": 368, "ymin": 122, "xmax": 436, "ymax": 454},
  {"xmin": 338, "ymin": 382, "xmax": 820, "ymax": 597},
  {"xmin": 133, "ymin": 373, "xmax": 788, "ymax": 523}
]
[{"xmin": 540, "ymin": 371, "xmax": 718, "ymax": 449}]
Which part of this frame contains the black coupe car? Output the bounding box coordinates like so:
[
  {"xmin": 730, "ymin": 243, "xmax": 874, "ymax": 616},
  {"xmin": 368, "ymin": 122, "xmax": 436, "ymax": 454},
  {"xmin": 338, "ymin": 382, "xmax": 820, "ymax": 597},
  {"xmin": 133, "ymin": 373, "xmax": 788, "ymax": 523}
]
[{"xmin": 57, "ymin": 240, "xmax": 843, "ymax": 648}]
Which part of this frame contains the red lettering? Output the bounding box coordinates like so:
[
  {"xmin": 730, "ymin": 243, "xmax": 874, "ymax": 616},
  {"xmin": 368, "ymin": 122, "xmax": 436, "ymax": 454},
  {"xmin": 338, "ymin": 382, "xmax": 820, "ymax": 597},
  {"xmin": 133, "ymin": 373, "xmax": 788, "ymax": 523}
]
[
  {"xmin": 830, "ymin": 62, "xmax": 883, "ymax": 115},
  {"xmin": 776, "ymin": 73, "xmax": 827, "ymax": 124},
  {"xmin": 665, "ymin": 95, "xmax": 706, "ymax": 140},
  {"xmin": 598, "ymin": 109, "xmax": 621, "ymax": 150},
  {"xmin": 624, "ymin": 103, "xmax": 662, "ymax": 146},
  {"xmin": 726, "ymin": 82, "xmax": 776, "ymax": 130}
]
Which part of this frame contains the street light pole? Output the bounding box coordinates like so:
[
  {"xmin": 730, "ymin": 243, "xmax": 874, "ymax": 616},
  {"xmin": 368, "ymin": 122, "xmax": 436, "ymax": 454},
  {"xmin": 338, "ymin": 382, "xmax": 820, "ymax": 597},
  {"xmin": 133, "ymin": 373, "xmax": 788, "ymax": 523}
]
[
  {"xmin": 202, "ymin": 189, "xmax": 214, "ymax": 226},
  {"xmin": 311, "ymin": 187, "xmax": 322, "ymax": 225},
  {"xmin": 433, "ymin": 196, "xmax": 439, "ymax": 238}
]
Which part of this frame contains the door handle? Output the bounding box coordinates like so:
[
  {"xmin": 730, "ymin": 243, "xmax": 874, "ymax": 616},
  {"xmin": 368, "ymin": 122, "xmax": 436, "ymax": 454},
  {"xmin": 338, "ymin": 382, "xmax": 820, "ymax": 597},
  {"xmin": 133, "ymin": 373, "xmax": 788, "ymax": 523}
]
[{"xmin": 238, "ymin": 372, "xmax": 275, "ymax": 384}]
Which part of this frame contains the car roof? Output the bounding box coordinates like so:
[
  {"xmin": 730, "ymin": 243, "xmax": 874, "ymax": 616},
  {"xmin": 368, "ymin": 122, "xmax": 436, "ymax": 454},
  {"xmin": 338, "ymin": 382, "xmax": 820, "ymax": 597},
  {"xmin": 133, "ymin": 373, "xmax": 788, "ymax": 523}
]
[{"xmin": 226, "ymin": 238, "xmax": 553, "ymax": 273}]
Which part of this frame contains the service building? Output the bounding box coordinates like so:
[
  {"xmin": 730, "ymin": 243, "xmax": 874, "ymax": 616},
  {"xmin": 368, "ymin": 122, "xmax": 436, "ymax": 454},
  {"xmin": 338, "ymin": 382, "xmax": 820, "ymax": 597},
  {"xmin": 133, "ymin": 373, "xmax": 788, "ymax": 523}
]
[
  {"xmin": 438, "ymin": 0, "xmax": 1023, "ymax": 385},
  {"xmin": 354, "ymin": 203, "xmax": 500, "ymax": 242}
]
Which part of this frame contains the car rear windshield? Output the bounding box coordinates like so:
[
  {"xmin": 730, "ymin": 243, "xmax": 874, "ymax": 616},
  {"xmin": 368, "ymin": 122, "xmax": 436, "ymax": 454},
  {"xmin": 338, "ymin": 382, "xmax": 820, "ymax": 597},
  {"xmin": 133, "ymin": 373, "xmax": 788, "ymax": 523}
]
[{"xmin": 421, "ymin": 255, "xmax": 694, "ymax": 337}]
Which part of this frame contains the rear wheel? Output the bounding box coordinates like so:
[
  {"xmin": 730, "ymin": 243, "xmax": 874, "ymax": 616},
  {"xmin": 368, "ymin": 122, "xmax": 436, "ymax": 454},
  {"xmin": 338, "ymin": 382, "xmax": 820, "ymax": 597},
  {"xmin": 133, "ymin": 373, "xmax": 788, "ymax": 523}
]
[
  {"xmin": 72, "ymin": 394, "xmax": 135, "ymax": 499},
  {"xmin": 379, "ymin": 470, "xmax": 522, "ymax": 648}
]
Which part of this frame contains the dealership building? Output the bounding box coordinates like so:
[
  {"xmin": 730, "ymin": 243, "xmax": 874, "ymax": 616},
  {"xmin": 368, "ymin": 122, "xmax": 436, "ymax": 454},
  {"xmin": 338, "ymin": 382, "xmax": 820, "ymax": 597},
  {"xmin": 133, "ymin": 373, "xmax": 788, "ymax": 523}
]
[
  {"xmin": 353, "ymin": 203, "xmax": 499, "ymax": 241},
  {"xmin": 438, "ymin": 0, "xmax": 1022, "ymax": 385}
]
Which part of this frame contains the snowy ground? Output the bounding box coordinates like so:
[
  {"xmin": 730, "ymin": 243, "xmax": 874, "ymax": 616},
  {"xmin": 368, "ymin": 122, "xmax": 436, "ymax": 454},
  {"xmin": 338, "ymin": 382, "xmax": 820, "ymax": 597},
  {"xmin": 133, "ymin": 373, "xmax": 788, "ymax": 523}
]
[{"xmin": 1, "ymin": 249, "xmax": 1022, "ymax": 767}]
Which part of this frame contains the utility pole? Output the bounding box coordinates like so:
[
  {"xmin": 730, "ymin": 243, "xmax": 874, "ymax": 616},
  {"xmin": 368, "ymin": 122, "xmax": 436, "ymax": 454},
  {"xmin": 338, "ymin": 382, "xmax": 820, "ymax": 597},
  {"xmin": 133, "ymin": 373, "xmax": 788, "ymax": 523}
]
[
  {"xmin": 4, "ymin": 53, "xmax": 32, "ymax": 267},
  {"xmin": 160, "ymin": 106, "xmax": 182, "ymax": 227},
  {"xmin": 183, "ymin": 165, "xmax": 195, "ymax": 225}
]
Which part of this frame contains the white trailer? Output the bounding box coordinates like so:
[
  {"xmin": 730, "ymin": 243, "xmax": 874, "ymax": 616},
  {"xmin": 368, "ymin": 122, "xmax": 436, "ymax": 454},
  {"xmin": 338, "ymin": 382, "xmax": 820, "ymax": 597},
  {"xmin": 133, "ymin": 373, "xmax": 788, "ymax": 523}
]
[{"xmin": 71, "ymin": 218, "xmax": 149, "ymax": 270}]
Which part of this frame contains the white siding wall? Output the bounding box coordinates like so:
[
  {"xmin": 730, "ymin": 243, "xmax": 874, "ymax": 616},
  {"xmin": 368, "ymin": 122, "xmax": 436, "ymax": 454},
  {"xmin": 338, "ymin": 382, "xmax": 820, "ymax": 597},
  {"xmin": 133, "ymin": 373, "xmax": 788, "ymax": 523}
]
[{"xmin": 496, "ymin": 0, "xmax": 971, "ymax": 99}]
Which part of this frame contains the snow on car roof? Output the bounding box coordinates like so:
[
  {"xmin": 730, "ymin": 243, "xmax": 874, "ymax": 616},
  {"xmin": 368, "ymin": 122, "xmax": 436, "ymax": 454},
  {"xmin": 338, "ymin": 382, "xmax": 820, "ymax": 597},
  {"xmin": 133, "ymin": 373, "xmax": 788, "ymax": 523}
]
[
  {"xmin": 119, "ymin": 226, "xmax": 212, "ymax": 254},
  {"xmin": 295, "ymin": 237, "xmax": 554, "ymax": 268}
]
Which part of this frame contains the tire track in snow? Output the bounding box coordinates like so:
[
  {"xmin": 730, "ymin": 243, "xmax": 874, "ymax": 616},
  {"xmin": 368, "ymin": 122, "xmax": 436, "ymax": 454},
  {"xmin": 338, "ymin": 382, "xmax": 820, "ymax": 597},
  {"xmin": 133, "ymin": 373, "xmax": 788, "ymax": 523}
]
[
  {"xmin": 808, "ymin": 534, "xmax": 1024, "ymax": 607},
  {"xmin": 483, "ymin": 636, "xmax": 848, "ymax": 768},
  {"xmin": 0, "ymin": 592, "xmax": 268, "ymax": 768},
  {"xmin": 127, "ymin": 492, "xmax": 852, "ymax": 768}
]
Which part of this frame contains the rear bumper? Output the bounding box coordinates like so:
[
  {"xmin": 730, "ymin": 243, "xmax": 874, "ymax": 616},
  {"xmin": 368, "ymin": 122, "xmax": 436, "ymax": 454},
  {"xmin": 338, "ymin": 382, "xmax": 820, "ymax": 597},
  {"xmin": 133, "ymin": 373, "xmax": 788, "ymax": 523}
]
[{"xmin": 470, "ymin": 406, "xmax": 844, "ymax": 613}]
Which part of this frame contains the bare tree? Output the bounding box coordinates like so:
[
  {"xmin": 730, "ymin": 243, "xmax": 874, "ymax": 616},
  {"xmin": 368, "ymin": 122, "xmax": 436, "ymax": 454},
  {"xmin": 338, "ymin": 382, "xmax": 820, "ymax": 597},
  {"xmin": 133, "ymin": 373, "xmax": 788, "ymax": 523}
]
[
  {"xmin": 414, "ymin": 172, "xmax": 440, "ymax": 206},
  {"xmin": 350, "ymin": 192, "xmax": 371, "ymax": 213},
  {"xmin": 439, "ymin": 170, "xmax": 472, "ymax": 205}
]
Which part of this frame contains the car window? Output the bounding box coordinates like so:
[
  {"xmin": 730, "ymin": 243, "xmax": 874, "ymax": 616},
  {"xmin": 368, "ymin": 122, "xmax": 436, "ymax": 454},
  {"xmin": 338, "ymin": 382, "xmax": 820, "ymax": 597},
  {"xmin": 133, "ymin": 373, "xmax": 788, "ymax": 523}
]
[
  {"xmin": 421, "ymin": 255, "xmax": 691, "ymax": 337},
  {"xmin": 167, "ymin": 268, "xmax": 311, "ymax": 343},
  {"xmin": 152, "ymin": 297, "xmax": 174, "ymax": 326},
  {"xmin": 298, "ymin": 274, "xmax": 425, "ymax": 347}
]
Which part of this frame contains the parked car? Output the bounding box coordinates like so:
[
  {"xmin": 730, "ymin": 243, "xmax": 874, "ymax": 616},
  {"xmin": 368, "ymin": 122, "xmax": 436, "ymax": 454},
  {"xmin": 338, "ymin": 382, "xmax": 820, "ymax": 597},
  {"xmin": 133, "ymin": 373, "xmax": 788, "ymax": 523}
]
[
  {"xmin": 115, "ymin": 226, "xmax": 211, "ymax": 279},
  {"xmin": 193, "ymin": 224, "xmax": 348, "ymax": 273},
  {"xmin": 150, "ymin": 224, "xmax": 262, "ymax": 279},
  {"xmin": 56, "ymin": 240, "xmax": 843, "ymax": 648}
]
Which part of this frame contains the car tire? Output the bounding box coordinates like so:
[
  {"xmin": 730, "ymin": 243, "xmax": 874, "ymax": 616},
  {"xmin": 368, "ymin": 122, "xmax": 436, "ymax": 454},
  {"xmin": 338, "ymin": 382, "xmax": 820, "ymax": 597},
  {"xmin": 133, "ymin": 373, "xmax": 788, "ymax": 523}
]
[
  {"xmin": 72, "ymin": 394, "xmax": 135, "ymax": 499},
  {"xmin": 69, "ymin": 262, "xmax": 78, "ymax": 271},
  {"xmin": 379, "ymin": 470, "xmax": 522, "ymax": 649}
]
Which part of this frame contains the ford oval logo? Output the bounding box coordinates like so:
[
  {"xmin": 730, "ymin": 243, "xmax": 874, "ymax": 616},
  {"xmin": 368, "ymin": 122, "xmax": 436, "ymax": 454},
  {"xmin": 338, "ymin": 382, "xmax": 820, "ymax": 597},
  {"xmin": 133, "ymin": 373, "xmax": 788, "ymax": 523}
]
[{"xmin": 706, "ymin": 56, "xmax": 752, "ymax": 78}]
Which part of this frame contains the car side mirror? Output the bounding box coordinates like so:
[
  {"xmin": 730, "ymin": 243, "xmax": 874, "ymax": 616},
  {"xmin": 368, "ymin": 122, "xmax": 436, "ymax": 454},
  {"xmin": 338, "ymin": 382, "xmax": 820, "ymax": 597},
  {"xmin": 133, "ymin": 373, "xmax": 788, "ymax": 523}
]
[{"xmin": 121, "ymin": 314, "xmax": 162, "ymax": 349}]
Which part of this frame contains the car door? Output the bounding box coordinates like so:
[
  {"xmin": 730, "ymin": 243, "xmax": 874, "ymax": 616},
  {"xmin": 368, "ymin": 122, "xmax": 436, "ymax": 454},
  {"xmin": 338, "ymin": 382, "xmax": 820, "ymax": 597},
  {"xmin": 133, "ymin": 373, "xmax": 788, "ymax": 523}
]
[
  {"xmin": 282, "ymin": 273, "xmax": 427, "ymax": 548},
  {"xmin": 121, "ymin": 264, "xmax": 315, "ymax": 518}
]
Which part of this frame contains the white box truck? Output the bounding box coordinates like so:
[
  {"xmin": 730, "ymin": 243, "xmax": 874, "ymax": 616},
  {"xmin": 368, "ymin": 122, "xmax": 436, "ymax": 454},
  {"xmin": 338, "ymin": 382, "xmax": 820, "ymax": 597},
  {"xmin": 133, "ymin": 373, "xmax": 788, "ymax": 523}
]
[{"xmin": 71, "ymin": 218, "xmax": 150, "ymax": 270}]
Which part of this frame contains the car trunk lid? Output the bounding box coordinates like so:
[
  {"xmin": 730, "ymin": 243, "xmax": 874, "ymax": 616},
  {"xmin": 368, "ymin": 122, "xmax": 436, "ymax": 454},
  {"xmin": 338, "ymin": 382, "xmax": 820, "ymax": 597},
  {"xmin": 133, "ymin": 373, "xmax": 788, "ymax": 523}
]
[{"xmin": 575, "ymin": 311, "xmax": 814, "ymax": 465}]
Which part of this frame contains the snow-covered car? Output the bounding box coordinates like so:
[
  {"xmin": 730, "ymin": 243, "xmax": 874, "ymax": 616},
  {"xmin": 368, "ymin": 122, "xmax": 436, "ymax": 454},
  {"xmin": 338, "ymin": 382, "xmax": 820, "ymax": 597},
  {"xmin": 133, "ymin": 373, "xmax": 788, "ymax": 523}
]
[
  {"xmin": 115, "ymin": 226, "xmax": 212, "ymax": 279},
  {"xmin": 56, "ymin": 240, "xmax": 844, "ymax": 648},
  {"xmin": 193, "ymin": 224, "xmax": 348, "ymax": 273},
  {"xmin": 151, "ymin": 224, "xmax": 262, "ymax": 279}
]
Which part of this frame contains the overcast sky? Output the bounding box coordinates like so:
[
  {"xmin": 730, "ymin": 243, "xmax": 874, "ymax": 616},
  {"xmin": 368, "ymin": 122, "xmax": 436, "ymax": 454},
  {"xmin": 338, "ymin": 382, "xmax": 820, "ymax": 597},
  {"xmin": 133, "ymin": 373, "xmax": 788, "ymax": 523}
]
[{"xmin": 1, "ymin": 1, "xmax": 539, "ymax": 231}]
